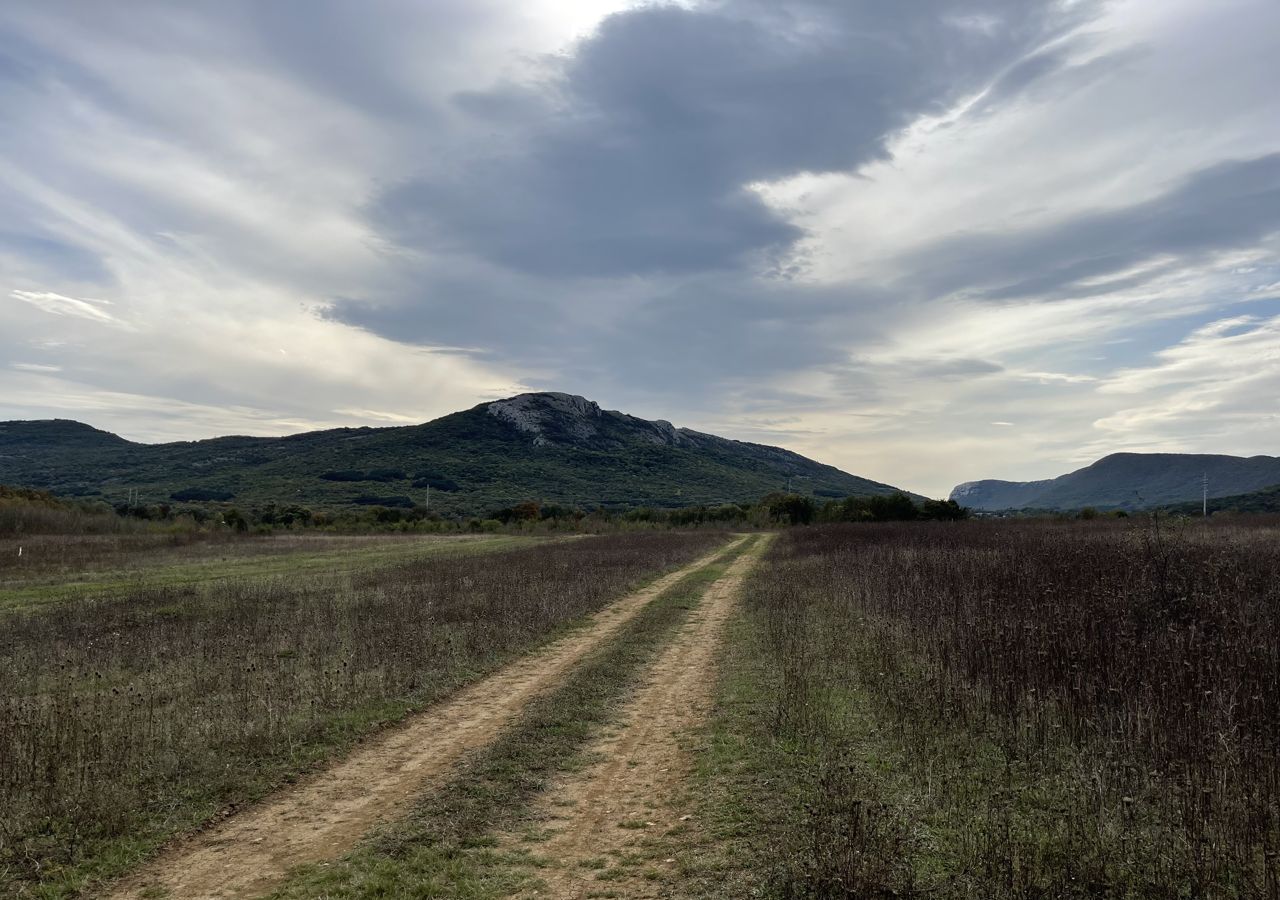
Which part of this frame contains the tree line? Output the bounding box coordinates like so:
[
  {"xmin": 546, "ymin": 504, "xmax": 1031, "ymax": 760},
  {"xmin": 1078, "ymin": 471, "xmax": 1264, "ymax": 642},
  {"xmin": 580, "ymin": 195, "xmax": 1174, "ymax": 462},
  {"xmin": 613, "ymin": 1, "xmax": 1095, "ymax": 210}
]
[{"xmin": 2, "ymin": 484, "xmax": 968, "ymax": 536}]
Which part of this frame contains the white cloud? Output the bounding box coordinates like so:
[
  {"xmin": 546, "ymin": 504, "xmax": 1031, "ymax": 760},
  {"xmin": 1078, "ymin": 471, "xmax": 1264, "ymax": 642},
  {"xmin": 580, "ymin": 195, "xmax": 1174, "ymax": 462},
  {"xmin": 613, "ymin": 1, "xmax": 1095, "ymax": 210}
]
[
  {"xmin": 1091, "ymin": 315, "xmax": 1280, "ymax": 452},
  {"xmin": 331, "ymin": 408, "xmax": 424, "ymax": 424},
  {"xmin": 9, "ymin": 290, "xmax": 127, "ymax": 327}
]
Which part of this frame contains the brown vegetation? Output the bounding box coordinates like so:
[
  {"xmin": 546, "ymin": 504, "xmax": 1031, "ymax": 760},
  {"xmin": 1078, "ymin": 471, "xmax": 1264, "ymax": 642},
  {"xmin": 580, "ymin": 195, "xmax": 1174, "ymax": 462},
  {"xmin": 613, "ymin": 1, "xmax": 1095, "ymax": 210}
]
[
  {"xmin": 0, "ymin": 486, "xmax": 140, "ymax": 540},
  {"xmin": 727, "ymin": 519, "xmax": 1279, "ymax": 897}
]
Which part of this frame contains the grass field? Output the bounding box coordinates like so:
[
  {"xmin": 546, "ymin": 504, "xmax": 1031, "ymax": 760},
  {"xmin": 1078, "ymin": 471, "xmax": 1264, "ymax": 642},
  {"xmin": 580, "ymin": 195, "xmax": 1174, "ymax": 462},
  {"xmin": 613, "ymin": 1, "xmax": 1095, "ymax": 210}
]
[
  {"xmin": 689, "ymin": 520, "xmax": 1280, "ymax": 898},
  {"xmin": 268, "ymin": 536, "xmax": 759, "ymax": 899},
  {"xmin": 6, "ymin": 518, "xmax": 1279, "ymax": 899},
  {"xmin": 0, "ymin": 532, "xmax": 545, "ymax": 610},
  {"xmin": 0, "ymin": 530, "xmax": 723, "ymax": 897}
]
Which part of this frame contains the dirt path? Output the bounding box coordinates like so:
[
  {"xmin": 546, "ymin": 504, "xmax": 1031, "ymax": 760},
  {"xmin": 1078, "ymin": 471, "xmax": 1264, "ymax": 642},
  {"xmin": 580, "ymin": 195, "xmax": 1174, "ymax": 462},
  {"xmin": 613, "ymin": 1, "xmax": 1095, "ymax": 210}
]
[
  {"xmin": 105, "ymin": 538, "xmax": 744, "ymax": 900},
  {"xmin": 509, "ymin": 534, "xmax": 770, "ymax": 899}
]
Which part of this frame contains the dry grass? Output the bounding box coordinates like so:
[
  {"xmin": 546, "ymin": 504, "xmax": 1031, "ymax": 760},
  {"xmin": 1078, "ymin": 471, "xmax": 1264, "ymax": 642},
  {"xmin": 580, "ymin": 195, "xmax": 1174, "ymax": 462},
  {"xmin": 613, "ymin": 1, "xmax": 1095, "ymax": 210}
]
[
  {"xmin": 0, "ymin": 496, "xmax": 145, "ymax": 540},
  {"xmin": 698, "ymin": 519, "xmax": 1280, "ymax": 898},
  {"xmin": 0, "ymin": 530, "xmax": 722, "ymax": 896}
]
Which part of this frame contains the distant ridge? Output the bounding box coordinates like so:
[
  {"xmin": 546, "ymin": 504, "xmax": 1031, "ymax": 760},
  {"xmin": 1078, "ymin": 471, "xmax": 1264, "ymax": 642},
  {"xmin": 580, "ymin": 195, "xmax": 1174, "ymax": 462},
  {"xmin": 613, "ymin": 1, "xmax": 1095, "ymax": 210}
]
[
  {"xmin": 0, "ymin": 392, "xmax": 908, "ymax": 513},
  {"xmin": 952, "ymin": 452, "xmax": 1280, "ymax": 511},
  {"xmin": 1164, "ymin": 482, "xmax": 1280, "ymax": 516}
]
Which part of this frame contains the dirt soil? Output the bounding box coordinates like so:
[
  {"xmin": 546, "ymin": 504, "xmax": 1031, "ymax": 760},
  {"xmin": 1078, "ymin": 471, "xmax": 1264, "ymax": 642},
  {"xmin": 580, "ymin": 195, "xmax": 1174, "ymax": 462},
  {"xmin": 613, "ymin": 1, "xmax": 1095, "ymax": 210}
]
[
  {"xmin": 105, "ymin": 538, "xmax": 743, "ymax": 900},
  {"xmin": 509, "ymin": 534, "xmax": 770, "ymax": 899}
]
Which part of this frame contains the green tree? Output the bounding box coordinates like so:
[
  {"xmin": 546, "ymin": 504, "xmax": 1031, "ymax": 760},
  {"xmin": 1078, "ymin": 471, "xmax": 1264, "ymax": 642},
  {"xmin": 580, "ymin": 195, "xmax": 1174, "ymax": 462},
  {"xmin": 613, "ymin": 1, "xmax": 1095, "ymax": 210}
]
[
  {"xmin": 765, "ymin": 492, "xmax": 817, "ymax": 525},
  {"xmin": 919, "ymin": 498, "xmax": 969, "ymax": 521},
  {"xmin": 222, "ymin": 508, "xmax": 249, "ymax": 532},
  {"xmin": 868, "ymin": 492, "xmax": 919, "ymax": 522}
]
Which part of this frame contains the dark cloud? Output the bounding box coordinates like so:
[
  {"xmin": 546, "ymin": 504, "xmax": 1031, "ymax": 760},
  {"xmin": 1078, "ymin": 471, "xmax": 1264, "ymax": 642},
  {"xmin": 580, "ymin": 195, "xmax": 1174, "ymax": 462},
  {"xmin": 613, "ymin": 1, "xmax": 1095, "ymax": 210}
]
[
  {"xmin": 236, "ymin": 0, "xmax": 494, "ymax": 117},
  {"xmin": 591, "ymin": 279, "xmax": 865, "ymax": 387},
  {"xmin": 907, "ymin": 153, "xmax": 1280, "ymax": 302},
  {"xmin": 324, "ymin": 266, "xmax": 569, "ymax": 368},
  {"xmin": 372, "ymin": 0, "xmax": 1099, "ymax": 278},
  {"xmin": 309, "ymin": 3, "xmax": 1280, "ymax": 426},
  {"xmin": 911, "ymin": 357, "xmax": 1005, "ymax": 379},
  {"xmin": 330, "ymin": 267, "xmax": 889, "ymax": 406},
  {"xmin": 338, "ymin": 0, "xmax": 1113, "ymax": 409}
]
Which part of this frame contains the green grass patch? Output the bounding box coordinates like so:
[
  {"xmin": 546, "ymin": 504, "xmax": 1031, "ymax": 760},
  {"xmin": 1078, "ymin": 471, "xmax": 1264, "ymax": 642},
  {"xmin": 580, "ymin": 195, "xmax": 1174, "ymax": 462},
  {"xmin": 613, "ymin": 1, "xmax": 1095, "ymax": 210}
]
[{"xmin": 0, "ymin": 534, "xmax": 539, "ymax": 611}]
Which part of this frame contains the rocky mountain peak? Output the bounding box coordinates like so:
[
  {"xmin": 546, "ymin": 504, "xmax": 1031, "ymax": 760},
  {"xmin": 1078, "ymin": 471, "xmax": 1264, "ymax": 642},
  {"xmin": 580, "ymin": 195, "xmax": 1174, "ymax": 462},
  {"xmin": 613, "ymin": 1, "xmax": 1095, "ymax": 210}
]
[
  {"xmin": 484, "ymin": 392, "xmax": 693, "ymax": 450},
  {"xmin": 486, "ymin": 392, "xmax": 605, "ymax": 447}
]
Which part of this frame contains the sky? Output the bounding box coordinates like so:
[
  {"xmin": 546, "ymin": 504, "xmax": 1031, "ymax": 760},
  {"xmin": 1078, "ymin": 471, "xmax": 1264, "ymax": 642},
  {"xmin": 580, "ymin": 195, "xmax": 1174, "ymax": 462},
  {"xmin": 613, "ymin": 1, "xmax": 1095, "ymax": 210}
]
[{"xmin": 1, "ymin": 0, "xmax": 1278, "ymax": 498}]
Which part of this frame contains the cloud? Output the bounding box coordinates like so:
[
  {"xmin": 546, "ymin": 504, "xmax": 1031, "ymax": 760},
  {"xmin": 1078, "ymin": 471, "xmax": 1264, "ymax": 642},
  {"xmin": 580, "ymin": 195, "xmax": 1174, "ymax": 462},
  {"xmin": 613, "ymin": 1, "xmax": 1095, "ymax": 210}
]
[
  {"xmin": 0, "ymin": 368, "xmax": 345, "ymax": 438},
  {"xmin": 1079, "ymin": 312, "xmax": 1280, "ymax": 458},
  {"xmin": 0, "ymin": 232, "xmax": 112, "ymax": 284},
  {"xmin": 331, "ymin": 407, "xmax": 423, "ymax": 424},
  {"xmin": 1018, "ymin": 371, "xmax": 1097, "ymax": 384},
  {"xmin": 970, "ymin": 33, "xmax": 1140, "ymax": 116},
  {"xmin": 0, "ymin": 0, "xmax": 1277, "ymax": 501},
  {"xmin": 9, "ymin": 289, "xmax": 129, "ymax": 327},
  {"xmin": 371, "ymin": 0, "xmax": 1100, "ymax": 279},
  {"xmin": 899, "ymin": 153, "xmax": 1280, "ymax": 304}
]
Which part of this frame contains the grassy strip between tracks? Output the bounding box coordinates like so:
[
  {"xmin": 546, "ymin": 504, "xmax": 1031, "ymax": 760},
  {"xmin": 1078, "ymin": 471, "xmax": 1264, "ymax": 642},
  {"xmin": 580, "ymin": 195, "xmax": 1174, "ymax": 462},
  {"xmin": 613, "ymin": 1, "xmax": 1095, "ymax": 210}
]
[{"xmin": 268, "ymin": 536, "xmax": 757, "ymax": 900}]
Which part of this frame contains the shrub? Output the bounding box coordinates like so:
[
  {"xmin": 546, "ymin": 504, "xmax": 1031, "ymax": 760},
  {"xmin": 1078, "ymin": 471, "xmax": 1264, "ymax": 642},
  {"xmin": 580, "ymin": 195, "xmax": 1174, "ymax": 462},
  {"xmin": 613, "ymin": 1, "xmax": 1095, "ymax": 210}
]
[
  {"xmin": 170, "ymin": 487, "xmax": 234, "ymax": 502},
  {"xmin": 320, "ymin": 470, "xmax": 366, "ymax": 482}
]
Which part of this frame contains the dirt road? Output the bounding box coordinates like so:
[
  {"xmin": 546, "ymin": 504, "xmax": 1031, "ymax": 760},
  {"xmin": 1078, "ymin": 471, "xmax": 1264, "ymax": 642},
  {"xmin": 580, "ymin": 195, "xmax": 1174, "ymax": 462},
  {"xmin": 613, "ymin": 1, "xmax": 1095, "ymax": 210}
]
[
  {"xmin": 105, "ymin": 538, "xmax": 744, "ymax": 900},
  {"xmin": 510, "ymin": 533, "xmax": 770, "ymax": 898}
]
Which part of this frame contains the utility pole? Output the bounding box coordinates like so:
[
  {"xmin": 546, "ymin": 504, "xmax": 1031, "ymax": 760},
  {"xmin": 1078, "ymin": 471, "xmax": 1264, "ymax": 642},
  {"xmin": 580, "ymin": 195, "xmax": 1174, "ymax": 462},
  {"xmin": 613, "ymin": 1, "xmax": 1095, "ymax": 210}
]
[
  {"xmin": 1202, "ymin": 473, "xmax": 1208, "ymax": 518},
  {"xmin": 425, "ymin": 484, "xmax": 430, "ymax": 510}
]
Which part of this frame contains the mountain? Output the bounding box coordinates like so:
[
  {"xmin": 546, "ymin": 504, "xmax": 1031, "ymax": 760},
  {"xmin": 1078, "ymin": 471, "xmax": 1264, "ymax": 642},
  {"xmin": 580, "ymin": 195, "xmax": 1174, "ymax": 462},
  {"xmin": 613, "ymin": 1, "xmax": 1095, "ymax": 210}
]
[
  {"xmin": 951, "ymin": 452, "xmax": 1280, "ymax": 511},
  {"xmin": 0, "ymin": 392, "xmax": 906, "ymax": 513}
]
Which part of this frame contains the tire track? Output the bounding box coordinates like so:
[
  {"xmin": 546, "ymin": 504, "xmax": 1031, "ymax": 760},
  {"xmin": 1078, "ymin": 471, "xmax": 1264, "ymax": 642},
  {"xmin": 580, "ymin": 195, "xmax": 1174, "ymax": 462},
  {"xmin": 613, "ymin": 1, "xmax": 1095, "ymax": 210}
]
[
  {"xmin": 104, "ymin": 538, "xmax": 745, "ymax": 900},
  {"xmin": 509, "ymin": 534, "xmax": 770, "ymax": 898}
]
